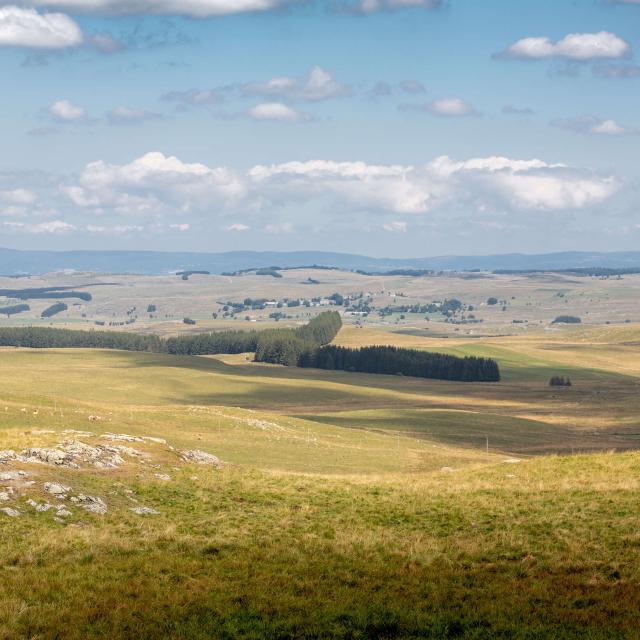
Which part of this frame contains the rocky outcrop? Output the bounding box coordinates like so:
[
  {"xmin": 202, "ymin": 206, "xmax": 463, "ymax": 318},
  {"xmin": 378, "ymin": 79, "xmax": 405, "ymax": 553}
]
[{"xmin": 180, "ymin": 450, "xmax": 223, "ymax": 467}]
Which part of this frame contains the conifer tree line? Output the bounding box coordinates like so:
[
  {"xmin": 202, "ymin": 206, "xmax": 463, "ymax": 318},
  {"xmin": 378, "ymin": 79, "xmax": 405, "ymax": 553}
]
[
  {"xmin": 166, "ymin": 310, "xmax": 343, "ymax": 366},
  {"xmin": 0, "ymin": 310, "xmax": 500, "ymax": 382},
  {"xmin": 41, "ymin": 303, "xmax": 68, "ymax": 318},
  {"xmin": 0, "ymin": 312, "xmax": 342, "ymax": 364},
  {"xmin": 0, "ymin": 326, "xmax": 163, "ymax": 352},
  {"xmin": 0, "ymin": 304, "xmax": 30, "ymax": 317},
  {"xmin": 299, "ymin": 345, "xmax": 501, "ymax": 382}
]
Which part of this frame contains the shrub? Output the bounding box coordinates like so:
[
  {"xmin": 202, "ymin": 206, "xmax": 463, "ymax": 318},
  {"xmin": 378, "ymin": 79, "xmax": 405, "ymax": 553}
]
[{"xmin": 552, "ymin": 316, "xmax": 581, "ymax": 324}]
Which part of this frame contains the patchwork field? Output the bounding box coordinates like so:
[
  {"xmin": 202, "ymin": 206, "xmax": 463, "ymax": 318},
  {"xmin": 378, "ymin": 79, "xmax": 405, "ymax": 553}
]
[
  {"xmin": 2, "ymin": 276, "xmax": 640, "ymax": 638},
  {"xmin": 3, "ymin": 268, "xmax": 640, "ymax": 336}
]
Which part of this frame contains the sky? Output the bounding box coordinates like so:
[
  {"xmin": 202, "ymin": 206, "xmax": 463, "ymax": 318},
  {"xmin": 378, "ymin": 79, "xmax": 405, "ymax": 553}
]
[{"xmin": 0, "ymin": 0, "xmax": 639, "ymax": 258}]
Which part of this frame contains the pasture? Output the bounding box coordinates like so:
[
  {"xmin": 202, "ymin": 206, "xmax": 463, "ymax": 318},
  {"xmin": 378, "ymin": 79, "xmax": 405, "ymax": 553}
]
[{"xmin": 2, "ymin": 289, "xmax": 640, "ymax": 638}]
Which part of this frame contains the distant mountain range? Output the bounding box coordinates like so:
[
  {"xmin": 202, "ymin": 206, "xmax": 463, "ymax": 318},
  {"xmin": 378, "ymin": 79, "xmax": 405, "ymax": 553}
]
[{"xmin": 3, "ymin": 247, "xmax": 640, "ymax": 276}]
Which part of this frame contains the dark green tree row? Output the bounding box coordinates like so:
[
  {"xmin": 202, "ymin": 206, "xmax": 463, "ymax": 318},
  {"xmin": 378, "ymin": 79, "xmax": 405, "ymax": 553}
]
[
  {"xmin": 0, "ymin": 312, "xmax": 498, "ymax": 382},
  {"xmin": 552, "ymin": 315, "xmax": 581, "ymax": 324},
  {"xmin": 166, "ymin": 330, "xmax": 259, "ymax": 355},
  {"xmin": 41, "ymin": 303, "xmax": 68, "ymax": 318},
  {"xmin": 0, "ymin": 312, "xmax": 340, "ymax": 360},
  {"xmin": 0, "ymin": 326, "xmax": 163, "ymax": 351},
  {"xmin": 299, "ymin": 345, "xmax": 501, "ymax": 382},
  {"xmin": 0, "ymin": 304, "xmax": 30, "ymax": 317},
  {"xmin": 0, "ymin": 286, "xmax": 93, "ymax": 301},
  {"xmin": 252, "ymin": 311, "xmax": 342, "ymax": 366}
]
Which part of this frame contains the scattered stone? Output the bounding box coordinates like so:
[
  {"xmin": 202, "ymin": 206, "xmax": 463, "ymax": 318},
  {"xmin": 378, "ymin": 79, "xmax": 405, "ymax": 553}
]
[
  {"xmin": 36, "ymin": 503, "xmax": 54, "ymax": 513},
  {"xmin": 56, "ymin": 506, "xmax": 72, "ymax": 517},
  {"xmin": 10, "ymin": 441, "xmax": 136, "ymax": 469},
  {"xmin": 143, "ymin": 437, "xmax": 167, "ymax": 445},
  {"xmin": 130, "ymin": 506, "xmax": 159, "ymax": 516},
  {"xmin": 102, "ymin": 433, "xmax": 144, "ymax": 443},
  {"xmin": 44, "ymin": 482, "xmax": 71, "ymax": 497},
  {"xmin": 71, "ymin": 494, "xmax": 107, "ymax": 515},
  {"xmin": 246, "ymin": 418, "xmax": 285, "ymax": 432},
  {"xmin": 154, "ymin": 473, "xmax": 171, "ymax": 481},
  {"xmin": 1, "ymin": 507, "xmax": 20, "ymax": 518},
  {"xmin": 503, "ymin": 458, "xmax": 522, "ymax": 464},
  {"xmin": 31, "ymin": 429, "xmax": 55, "ymax": 435},
  {"xmin": 0, "ymin": 470, "xmax": 29, "ymax": 481},
  {"xmin": 180, "ymin": 450, "xmax": 222, "ymax": 467},
  {"xmin": 0, "ymin": 491, "xmax": 12, "ymax": 502}
]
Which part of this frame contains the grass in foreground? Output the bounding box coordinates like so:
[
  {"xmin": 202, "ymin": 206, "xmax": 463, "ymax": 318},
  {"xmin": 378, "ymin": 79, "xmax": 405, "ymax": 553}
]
[{"xmin": 1, "ymin": 450, "xmax": 639, "ymax": 639}]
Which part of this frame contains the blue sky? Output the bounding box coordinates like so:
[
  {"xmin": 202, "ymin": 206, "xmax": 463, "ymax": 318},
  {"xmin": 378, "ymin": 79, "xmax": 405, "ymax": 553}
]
[{"xmin": 0, "ymin": 0, "xmax": 639, "ymax": 257}]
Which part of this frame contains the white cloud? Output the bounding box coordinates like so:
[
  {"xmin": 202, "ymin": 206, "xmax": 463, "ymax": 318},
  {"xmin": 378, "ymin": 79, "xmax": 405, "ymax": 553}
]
[
  {"xmin": 343, "ymin": 0, "xmax": 441, "ymax": 13},
  {"xmin": 592, "ymin": 120, "xmax": 629, "ymax": 135},
  {"xmin": 0, "ymin": 0, "xmax": 293, "ymax": 18},
  {"xmin": 2, "ymin": 219, "xmax": 75, "ymax": 233},
  {"xmin": 107, "ymin": 106, "xmax": 163, "ymax": 125},
  {"xmin": 428, "ymin": 156, "xmax": 564, "ymax": 177},
  {"xmin": 86, "ymin": 224, "xmax": 144, "ymax": 234},
  {"xmin": 242, "ymin": 66, "xmax": 351, "ymax": 102},
  {"xmin": 63, "ymin": 151, "xmax": 246, "ymax": 216},
  {"xmin": 0, "ymin": 152, "xmax": 603, "ymax": 239},
  {"xmin": 428, "ymin": 97, "xmax": 478, "ymax": 117},
  {"xmin": 248, "ymin": 102, "xmax": 305, "ymax": 122},
  {"xmin": 501, "ymin": 32, "xmax": 630, "ymax": 61},
  {"xmin": 402, "ymin": 97, "xmax": 479, "ymax": 117},
  {"xmin": 88, "ymin": 32, "xmax": 122, "ymax": 52},
  {"xmin": 552, "ymin": 116, "xmax": 638, "ymax": 136},
  {"xmin": 265, "ymin": 222, "xmax": 293, "ymax": 234},
  {"xmin": 0, "ymin": 6, "xmax": 82, "ymax": 49},
  {"xmin": 0, "ymin": 188, "xmax": 36, "ymax": 204},
  {"xmin": 162, "ymin": 88, "xmax": 223, "ymax": 106},
  {"xmin": 49, "ymin": 99, "xmax": 85, "ymax": 121},
  {"xmin": 489, "ymin": 173, "xmax": 618, "ymax": 210},
  {"xmin": 249, "ymin": 159, "xmax": 433, "ymax": 214},
  {"xmin": 383, "ymin": 221, "xmax": 407, "ymax": 232}
]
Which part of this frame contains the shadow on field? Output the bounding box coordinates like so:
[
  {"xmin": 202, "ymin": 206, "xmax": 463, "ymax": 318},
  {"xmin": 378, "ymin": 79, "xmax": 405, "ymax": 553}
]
[
  {"xmin": 296, "ymin": 408, "xmax": 640, "ymax": 456},
  {"xmin": 119, "ymin": 351, "xmax": 640, "ymax": 455}
]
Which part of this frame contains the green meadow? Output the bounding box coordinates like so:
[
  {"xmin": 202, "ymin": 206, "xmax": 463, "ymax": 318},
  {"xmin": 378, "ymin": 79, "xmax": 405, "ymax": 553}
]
[{"xmin": 2, "ymin": 322, "xmax": 640, "ymax": 638}]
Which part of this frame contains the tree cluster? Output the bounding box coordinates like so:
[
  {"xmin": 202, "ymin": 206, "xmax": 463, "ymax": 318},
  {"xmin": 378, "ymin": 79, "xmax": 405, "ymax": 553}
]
[
  {"xmin": 552, "ymin": 316, "xmax": 581, "ymax": 324},
  {"xmin": 549, "ymin": 376, "xmax": 572, "ymax": 387},
  {"xmin": 253, "ymin": 311, "xmax": 343, "ymax": 366},
  {"xmin": 41, "ymin": 303, "xmax": 68, "ymax": 318},
  {"xmin": 299, "ymin": 345, "xmax": 501, "ymax": 382},
  {"xmin": 0, "ymin": 304, "xmax": 30, "ymax": 317}
]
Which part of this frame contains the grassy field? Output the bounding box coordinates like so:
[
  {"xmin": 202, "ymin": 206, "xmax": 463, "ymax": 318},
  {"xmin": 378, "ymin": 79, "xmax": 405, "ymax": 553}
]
[{"xmin": 2, "ymin": 322, "xmax": 640, "ymax": 638}]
